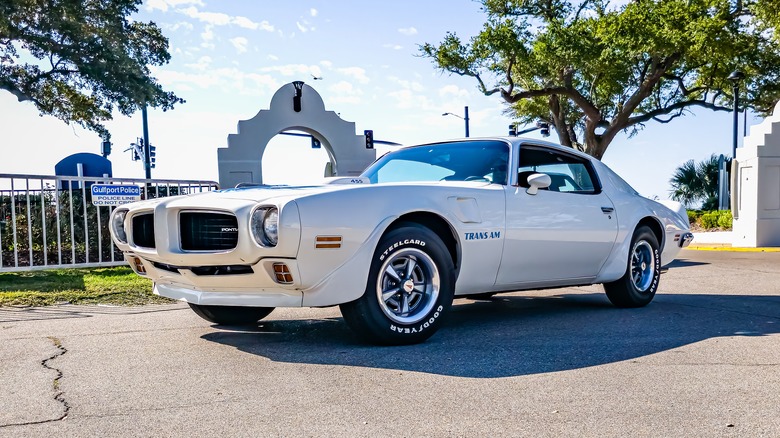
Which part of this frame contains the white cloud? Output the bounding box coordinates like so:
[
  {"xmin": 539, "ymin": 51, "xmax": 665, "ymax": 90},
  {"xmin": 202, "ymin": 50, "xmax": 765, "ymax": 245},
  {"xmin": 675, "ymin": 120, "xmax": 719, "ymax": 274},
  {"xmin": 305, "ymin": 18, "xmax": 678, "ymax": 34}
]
[
  {"xmin": 200, "ymin": 25, "xmax": 214, "ymax": 41},
  {"xmin": 388, "ymin": 89, "xmax": 432, "ymax": 110},
  {"xmin": 168, "ymin": 21, "xmax": 194, "ymax": 31},
  {"xmin": 328, "ymin": 80, "xmax": 363, "ymax": 104},
  {"xmin": 320, "ymin": 60, "xmax": 333, "ymax": 68},
  {"xmin": 310, "ymin": 8, "xmax": 318, "ymax": 17},
  {"xmin": 388, "ymin": 76, "xmax": 424, "ymax": 92},
  {"xmin": 146, "ymin": 0, "xmax": 203, "ymax": 12},
  {"xmin": 337, "ymin": 67, "xmax": 369, "ymax": 84},
  {"xmin": 398, "ymin": 27, "xmax": 418, "ymax": 36},
  {"xmin": 180, "ymin": 7, "xmax": 231, "ymax": 25},
  {"xmin": 177, "ymin": 6, "xmax": 272, "ymax": 31},
  {"xmin": 383, "ymin": 43, "xmax": 403, "ymax": 50},
  {"xmin": 234, "ymin": 15, "xmax": 272, "ymax": 30},
  {"xmin": 154, "ymin": 67, "xmax": 280, "ymax": 96},
  {"xmin": 260, "ymin": 64, "xmax": 322, "ymax": 77},
  {"xmin": 184, "ymin": 55, "xmax": 212, "ymax": 71},
  {"xmin": 296, "ymin": 21, "xmax": 309, "ymax": 33},
  {"xmin": 267, "ymin": 54, "xmax": 279, "ymax": 61},
  {"xmin": 232, "ymin": 16, "xmax": 258, "ymax": 30},
  {"xmin": 438, "ymin": 84, "xmax": 470, "ymax": 99},
  {"xmin": 229, "ymin": 37, "xmax": 249, "ymax": 54},
  {"xmin": 257, "ymin": 20, "xmax": 275, "ymax": 32}
]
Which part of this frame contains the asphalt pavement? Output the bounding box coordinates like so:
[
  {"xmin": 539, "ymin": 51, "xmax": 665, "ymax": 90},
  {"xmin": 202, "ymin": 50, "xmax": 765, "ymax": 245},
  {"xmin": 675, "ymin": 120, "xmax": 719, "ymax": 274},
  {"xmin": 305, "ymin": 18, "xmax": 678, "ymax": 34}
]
[{"xmin": 1, "ymin": 249, "xmax": 779, "ymax": 437}]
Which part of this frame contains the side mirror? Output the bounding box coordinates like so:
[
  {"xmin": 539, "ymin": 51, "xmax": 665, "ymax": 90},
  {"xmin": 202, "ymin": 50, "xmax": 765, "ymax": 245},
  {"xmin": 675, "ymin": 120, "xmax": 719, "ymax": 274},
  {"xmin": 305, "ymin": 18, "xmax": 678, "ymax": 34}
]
[{"xmin": 526, "ymin": 173, "xmax": 551, "ymax": 195}]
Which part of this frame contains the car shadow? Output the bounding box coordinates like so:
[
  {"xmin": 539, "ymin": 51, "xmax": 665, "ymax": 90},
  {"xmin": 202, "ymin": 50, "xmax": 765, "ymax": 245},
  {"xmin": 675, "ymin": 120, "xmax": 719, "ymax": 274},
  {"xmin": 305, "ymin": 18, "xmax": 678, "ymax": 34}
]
[
  {"xmin": 665, "ymin": 258, "xmax": 710, "ymax": 268},
  {"xmin": 201, "ymin": 292, "xmax": 780, "ymax": 378}
]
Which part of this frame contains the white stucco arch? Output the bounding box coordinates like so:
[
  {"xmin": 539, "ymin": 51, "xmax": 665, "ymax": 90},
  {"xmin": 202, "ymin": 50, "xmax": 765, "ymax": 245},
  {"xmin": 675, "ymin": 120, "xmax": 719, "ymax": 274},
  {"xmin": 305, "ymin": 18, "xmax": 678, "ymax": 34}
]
[{"xmin": 217, "ymin": 81, "xmax": 376, "ymax": 188}]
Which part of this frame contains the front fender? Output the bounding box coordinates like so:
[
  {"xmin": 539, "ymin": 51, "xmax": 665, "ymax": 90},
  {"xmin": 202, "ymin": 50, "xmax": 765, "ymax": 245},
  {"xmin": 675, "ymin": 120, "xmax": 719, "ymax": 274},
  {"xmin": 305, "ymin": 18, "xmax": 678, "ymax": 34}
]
[{"xmin": 301, "ymin": 216, "xmax": 397, "ymax": 306}]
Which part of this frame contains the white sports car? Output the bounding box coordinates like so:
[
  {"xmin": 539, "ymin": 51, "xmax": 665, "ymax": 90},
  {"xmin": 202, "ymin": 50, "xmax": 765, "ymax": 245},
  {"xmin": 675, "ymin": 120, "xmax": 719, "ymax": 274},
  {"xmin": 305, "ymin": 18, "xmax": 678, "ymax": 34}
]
[{"xmin": 109, "ymin": 137, "xmax": 692, "ymax": 345}]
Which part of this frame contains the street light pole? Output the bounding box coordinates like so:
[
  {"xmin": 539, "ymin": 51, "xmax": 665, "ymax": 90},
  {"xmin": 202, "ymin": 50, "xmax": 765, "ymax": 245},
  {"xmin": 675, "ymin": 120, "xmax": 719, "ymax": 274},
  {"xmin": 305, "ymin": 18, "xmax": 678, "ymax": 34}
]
[
  {"xmin": 142, "ymin": 104, "xmax": 151, "ymax": 179},
  {"xmin": 442, "ymin": 106, "xmax": 470, "ymax": 138},
  {"xmin": 727, "ymin": 70, "xmax": 745, "ymax": 159},
  {"xmin": 464, "ymin": 106, "xmax": 470, "ymax": 138}
]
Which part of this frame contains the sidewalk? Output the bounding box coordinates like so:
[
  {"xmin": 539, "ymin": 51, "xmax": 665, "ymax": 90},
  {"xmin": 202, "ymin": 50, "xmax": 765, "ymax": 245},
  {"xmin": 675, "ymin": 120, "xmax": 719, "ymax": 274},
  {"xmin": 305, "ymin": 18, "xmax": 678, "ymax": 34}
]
[{"xmin": 688, "ymin": 231, "xmax": 780, "ymax": 252}]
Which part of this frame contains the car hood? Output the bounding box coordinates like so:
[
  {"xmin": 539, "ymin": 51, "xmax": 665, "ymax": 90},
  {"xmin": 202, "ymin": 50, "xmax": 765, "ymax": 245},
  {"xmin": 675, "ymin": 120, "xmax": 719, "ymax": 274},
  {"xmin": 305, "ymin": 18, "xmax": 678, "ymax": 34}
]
[
  {"xmin": 210, "ymin": 184, "xmax": 355, "ymax": 202},
  {"xmin": 177, "ymin": 180, "xmax": 493, "ymax": 203}
]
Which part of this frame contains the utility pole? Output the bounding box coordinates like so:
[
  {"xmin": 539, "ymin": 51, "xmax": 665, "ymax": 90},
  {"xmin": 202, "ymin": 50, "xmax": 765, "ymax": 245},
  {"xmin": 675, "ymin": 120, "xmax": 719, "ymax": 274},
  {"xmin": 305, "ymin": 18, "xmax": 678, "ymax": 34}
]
[{"xmin": 142, "ymin": 104, "xmax": 151, "ymax": 179}]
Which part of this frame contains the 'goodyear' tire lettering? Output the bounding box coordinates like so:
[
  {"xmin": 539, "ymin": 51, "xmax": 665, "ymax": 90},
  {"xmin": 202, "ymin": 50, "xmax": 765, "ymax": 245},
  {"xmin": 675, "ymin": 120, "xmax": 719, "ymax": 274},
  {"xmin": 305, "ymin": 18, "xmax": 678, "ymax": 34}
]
[{"xmin": 389, "ymin": 305, "xmax": 444, "ymax": 334}]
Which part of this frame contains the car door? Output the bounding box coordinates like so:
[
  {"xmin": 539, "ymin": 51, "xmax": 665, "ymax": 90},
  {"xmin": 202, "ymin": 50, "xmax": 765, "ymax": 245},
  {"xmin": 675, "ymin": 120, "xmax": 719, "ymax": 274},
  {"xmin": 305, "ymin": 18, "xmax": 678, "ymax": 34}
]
[{"xmin": 495, "ymin": 145, "xmax": 618, "ymax": 286}]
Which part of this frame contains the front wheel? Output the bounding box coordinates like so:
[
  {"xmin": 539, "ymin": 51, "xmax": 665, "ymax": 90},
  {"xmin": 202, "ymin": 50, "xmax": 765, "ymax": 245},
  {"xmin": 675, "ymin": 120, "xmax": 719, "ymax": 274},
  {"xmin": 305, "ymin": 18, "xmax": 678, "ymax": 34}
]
[
  {"xmin": 603, "ymin": 226, "xmax": 661, "ymax": 308},
  {"xmin": 188, "ymin": 303, "xmax": 274, "ymax": 325},
  {"xmin": 340, "ymin": 223, "xmax": 455, "ymax": 345}
]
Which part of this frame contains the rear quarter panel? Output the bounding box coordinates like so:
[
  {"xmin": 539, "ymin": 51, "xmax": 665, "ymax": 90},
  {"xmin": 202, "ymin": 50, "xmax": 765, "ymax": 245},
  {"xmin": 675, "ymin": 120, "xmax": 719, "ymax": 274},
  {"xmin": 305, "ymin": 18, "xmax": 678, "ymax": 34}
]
[{"xmin": 595, "ymin": 161, "xmax": 690, "ymax": 282}]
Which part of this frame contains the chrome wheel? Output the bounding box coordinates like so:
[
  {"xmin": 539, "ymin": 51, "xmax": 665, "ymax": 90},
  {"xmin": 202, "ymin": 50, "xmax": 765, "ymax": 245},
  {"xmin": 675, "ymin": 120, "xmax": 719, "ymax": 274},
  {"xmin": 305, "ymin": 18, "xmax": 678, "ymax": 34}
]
[
  {"xmin": 375, "ymin": 248, "xmax": 440, "ymax": 325},
  {"xmin": 630, "ymin": 240, "xmax": 655, "ymax": 292}
]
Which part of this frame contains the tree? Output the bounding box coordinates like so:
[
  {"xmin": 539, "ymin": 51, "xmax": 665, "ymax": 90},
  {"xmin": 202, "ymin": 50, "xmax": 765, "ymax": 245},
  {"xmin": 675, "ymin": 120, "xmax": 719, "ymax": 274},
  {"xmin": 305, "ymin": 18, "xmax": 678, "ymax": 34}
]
[
  {"xmin": 669, "ymin": 154, "xmax": 721, "ymax": 210},
  {"xmin": 421, "ymin": 0, "xmax": 780, "ymax": 159},
  {"xmin": 0, "ymin": 0, "xmax": 183, "ymax": 138}
]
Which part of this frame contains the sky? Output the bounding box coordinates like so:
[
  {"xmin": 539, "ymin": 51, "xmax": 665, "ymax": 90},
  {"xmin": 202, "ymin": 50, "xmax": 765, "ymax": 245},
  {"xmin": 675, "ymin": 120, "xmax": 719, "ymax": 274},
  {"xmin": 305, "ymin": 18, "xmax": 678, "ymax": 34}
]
[{"xmin": 0, "ymin": 0, "xmax": 764, "ymax": 200}]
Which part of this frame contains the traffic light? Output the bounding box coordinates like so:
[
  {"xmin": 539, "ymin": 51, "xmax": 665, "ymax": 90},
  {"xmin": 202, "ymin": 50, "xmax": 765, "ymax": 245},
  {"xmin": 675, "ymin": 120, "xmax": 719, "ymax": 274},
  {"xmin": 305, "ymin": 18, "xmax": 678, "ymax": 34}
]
[
  {"xmin": 508, "ymin": 124, "xmax": 517, "ymax": 136},
  {"xmin": 539, "ymin": 122, "xmax": 550, "ymax": 137},
  {"xmin": 101, "ymin": 139, "xmax": 111, "ymax": 157},
  {"xmin": 311, "ymin": 136, "xmax": 321, "ymax": 148},
  {"xmin": 130, "ymin": 142, "xmax": 141, "ymax": 161},
  {"xmin": 149, "ymin": 145, "xmax": 156, "ymax": 168},
  {"xmin": 364, "ymin": 130, "xmax": 374, "ymax": 149}
]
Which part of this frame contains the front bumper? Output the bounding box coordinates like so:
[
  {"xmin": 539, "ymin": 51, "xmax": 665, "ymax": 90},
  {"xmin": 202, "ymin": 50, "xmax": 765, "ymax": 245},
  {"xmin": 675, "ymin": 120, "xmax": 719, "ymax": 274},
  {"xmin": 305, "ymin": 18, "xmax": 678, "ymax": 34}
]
[
  {"xmin": 126, "ymin": 253, "xmax": 304, "ymax": 307},
  {"xmin": 155, "ymin": 282, "xmax": 302, "ymax": 307}
]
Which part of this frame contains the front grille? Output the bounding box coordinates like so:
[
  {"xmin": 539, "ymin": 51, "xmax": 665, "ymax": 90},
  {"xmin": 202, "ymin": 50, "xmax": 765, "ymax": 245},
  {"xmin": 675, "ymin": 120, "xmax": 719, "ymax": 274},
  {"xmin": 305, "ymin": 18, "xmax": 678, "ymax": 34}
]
[
  {"xmin": 132, "ymin": 214, "xmax": 155, "ymax": 248},
  {"xmin": 190, "ymin": 265, "xmax": 253, "ymax": 275},
  {"xmin": 180, "ymin": 212, "xmax": 238, "ymax": 251}
]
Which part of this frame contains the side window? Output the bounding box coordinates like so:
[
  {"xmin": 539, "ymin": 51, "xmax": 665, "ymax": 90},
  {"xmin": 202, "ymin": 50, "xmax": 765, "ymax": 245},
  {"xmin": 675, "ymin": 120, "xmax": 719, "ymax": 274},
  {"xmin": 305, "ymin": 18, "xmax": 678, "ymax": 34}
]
[{"xmin": 518, "ymin": 147, "xmax": 599, "ymax": 194}]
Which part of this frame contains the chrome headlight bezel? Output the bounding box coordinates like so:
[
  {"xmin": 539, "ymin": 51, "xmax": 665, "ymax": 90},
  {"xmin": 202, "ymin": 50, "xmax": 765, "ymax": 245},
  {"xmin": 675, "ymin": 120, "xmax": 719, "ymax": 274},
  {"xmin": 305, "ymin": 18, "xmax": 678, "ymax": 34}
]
[
  {"xmin": 251, "ymin": 206, "xmax": 279, "ymax": 247},
  {"xmin": 111, "ymin": 209, "xmax": 128, "ymax": 244}
]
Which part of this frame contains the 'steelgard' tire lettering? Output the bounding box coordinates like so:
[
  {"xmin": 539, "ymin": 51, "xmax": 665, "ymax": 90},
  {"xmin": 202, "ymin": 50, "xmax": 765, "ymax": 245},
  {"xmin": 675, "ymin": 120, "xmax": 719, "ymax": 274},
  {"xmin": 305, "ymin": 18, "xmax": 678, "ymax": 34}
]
[{"xmin": 379, "ymin": 239, "xmax": 427, "ymax": 261}]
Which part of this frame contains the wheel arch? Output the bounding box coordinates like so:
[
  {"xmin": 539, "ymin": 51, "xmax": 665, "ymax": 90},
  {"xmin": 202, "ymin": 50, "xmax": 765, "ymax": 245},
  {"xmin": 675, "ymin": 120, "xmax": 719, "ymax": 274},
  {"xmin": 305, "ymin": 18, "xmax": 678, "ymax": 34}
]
[
  {"xmin": 384, "ymin": 212, "xmax": 460, "ymax": 275},
  {"xmin": 637, "ymin": 216, "xmax": 664, "ymax": 251}
]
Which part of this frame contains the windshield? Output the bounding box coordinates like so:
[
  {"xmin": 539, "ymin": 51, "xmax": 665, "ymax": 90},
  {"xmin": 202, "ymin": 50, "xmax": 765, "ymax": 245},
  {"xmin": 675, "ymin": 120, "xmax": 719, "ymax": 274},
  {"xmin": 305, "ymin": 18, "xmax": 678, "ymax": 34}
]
[{"xmin": 361, "ymin": 140, "xmax": 510, "ymax": 184}]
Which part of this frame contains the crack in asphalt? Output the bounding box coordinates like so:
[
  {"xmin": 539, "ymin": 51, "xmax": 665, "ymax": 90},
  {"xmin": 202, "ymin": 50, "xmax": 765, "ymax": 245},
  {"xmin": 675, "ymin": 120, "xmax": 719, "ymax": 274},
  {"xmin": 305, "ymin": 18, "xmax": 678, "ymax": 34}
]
[{"xmin": 0, "ymin": 336, "xmax": 70, "ymax": 428}]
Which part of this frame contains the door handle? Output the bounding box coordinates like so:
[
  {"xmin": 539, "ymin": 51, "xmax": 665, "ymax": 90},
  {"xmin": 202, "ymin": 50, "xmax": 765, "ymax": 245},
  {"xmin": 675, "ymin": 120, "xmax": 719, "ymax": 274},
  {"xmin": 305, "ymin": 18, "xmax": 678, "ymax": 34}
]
[{"xmin": 601, "ymin": 207, "xmax": 614, "ymax": 214}]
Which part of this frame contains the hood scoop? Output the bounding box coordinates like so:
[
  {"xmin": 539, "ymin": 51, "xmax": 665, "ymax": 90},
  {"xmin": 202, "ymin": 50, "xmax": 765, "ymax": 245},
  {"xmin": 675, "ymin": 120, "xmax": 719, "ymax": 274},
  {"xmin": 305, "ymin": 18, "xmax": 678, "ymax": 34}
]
[{"xmin": 322, "ymin": 177, "xmax": 371, "ymax": 185}]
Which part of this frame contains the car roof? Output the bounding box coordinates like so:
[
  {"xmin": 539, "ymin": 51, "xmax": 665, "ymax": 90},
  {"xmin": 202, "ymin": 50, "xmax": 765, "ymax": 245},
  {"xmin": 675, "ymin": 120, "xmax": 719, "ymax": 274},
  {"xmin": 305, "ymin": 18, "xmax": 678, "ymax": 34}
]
[{"xmin": 402, "ymin": 136, "xmax": 596, "ymax": 162}]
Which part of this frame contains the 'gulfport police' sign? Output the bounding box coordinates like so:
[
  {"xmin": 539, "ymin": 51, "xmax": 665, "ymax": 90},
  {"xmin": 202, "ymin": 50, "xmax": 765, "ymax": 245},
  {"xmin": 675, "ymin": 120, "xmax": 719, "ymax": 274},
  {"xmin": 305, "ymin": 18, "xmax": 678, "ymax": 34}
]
[{"xmin": 90, "ymin": 184, "xmax": 142, "ymax": 206}]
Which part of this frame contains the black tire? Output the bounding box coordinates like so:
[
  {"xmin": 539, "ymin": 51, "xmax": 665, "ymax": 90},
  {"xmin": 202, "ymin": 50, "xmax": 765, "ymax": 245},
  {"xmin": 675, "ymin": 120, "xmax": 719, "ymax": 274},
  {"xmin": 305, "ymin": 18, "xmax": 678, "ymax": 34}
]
[
  {"xmin": 340, "ymin": 223, "xmax": 455, "ymax": 345},
  {"xmin": 188, "ymin": 303, "xmax": 274, "ymax": 325},
  {"xmin": 603, "ymin": 226, "xmax": 661, "ymax": 308}
]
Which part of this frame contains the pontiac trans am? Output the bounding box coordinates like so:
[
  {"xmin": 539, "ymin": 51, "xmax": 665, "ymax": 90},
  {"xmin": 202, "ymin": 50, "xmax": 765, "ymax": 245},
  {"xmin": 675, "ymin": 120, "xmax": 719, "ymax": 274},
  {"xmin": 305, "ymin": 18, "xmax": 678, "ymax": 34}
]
[{"xmin": 109, "ymin": 137, "xmax": 693, "ymax": 345}]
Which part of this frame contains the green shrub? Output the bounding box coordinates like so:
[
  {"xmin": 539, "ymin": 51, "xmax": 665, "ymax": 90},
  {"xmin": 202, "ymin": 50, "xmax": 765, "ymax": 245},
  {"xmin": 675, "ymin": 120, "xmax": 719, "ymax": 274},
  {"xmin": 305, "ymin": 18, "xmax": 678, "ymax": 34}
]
[
  {"xmin": 690, "ymin": 209, "xmax": 732, "ymax": 230},
  {"xmin": 699, "ymin": 211, "xmax": 720, "ymax": 229},
  {"xmin": 717, "ymin": 210, "xmax": 733, "ymax": 229}
]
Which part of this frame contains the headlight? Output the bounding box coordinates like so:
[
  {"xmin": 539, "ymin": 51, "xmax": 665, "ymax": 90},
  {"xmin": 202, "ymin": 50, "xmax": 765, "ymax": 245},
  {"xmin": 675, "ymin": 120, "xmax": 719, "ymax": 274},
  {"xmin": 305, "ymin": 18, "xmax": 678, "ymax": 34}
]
[
  {"xmin": 263, "ymin": 208, "xmax": 279, "ymax": 246},
  {"xmin": 111, "ymin": 209, "xmax": 128, "ymax": 244},
  {"xmin": 251, "ymin": 207, "xmax": 278, "ymax": 247}
]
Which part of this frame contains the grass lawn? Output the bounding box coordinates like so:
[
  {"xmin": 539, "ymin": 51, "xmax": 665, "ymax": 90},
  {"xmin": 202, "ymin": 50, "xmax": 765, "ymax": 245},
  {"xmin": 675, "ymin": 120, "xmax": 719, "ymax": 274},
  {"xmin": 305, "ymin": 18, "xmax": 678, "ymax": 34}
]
[{"xmin": 0, "ymin": 267, "xmax": 175, "ymax": 307}]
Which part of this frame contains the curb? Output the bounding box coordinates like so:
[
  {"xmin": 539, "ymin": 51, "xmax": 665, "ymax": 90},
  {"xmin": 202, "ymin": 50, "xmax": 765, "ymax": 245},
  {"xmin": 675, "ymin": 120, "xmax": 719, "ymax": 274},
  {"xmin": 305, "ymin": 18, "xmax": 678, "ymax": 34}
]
[{"xmin": 685, "ymin": 245, "xmax": 780, "ymax": 252}]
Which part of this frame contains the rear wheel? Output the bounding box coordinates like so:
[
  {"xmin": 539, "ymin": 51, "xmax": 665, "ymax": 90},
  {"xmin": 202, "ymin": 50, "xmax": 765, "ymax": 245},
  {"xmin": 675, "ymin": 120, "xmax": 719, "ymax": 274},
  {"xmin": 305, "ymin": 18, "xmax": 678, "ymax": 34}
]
[
  {"xmin": 188, "ymin": 303, "xmax": 274, "ymax": 325},
  {"xmin": 340, "ymin": 223, "xmax": 455, "ymax": 345},
  {"xmin": 604, "ymin": 226, "xmax": 661, "ymax": 308}
]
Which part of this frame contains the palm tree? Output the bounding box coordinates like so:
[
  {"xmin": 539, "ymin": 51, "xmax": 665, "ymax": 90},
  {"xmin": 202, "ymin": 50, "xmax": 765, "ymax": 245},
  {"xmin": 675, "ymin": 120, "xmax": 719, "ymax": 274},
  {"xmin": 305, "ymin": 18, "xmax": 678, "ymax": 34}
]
[{"xmin": 669, "ymin": 154, "xmax": 723, "ymax": 210}]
